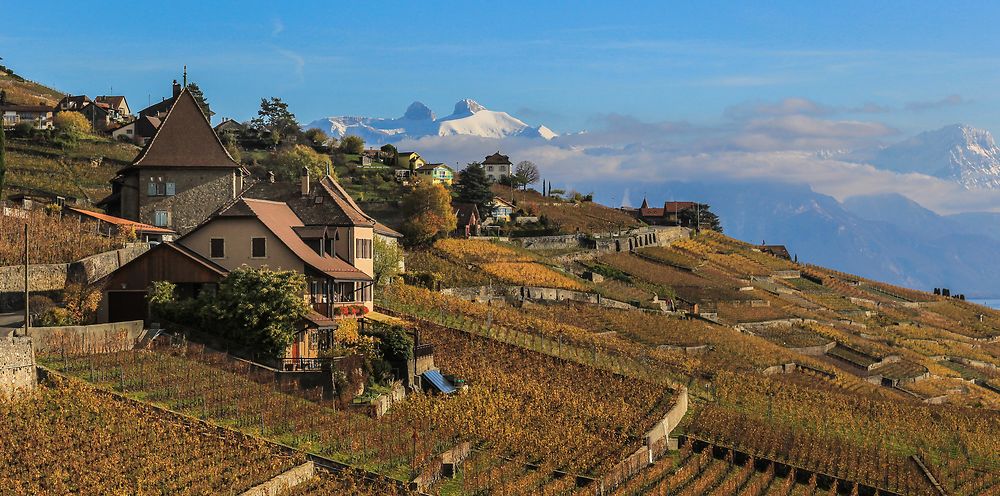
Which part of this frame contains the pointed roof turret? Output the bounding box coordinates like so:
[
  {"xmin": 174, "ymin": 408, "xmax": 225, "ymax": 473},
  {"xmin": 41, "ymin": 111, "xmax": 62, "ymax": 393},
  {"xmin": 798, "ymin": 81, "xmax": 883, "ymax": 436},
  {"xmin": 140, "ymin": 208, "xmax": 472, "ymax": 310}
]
[
  {"xmin": 127, "ymin": 88, "xmax": 240, "ymax": 170},
  {"xmin": 640, "ymin": 197, "xmax": 649, "ymax": 209}
]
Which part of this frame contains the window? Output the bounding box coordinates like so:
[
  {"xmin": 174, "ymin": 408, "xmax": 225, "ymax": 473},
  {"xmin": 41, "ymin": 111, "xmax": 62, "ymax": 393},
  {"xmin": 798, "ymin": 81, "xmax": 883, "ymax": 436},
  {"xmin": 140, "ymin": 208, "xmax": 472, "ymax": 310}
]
[
  {"xmin": 153, "ymin": 210, "xmax": 168, "ymax": 227},
  {"xmin": 355, "ymin": 238, "xmax": 372, "ymax": 259},
  {"xmin": 210, "ymin": 238, "xmax": 225, "ymax": 258},
  {"xmin": 251, "ymin": 237, "xmax": 266, "ymax": 258},
  {"xmin": 487, "ymin": 166, "xmax": 494, "ymax": 172},
  {"xmin": 165, "ymin": 182, "xmax": 176, "ymax": 196},
  {"xmin": 337, "ymin": 282, "xmax": 356, "ymax": 302},
  {"xmin": 147, "ymin": 182, "xmax": 157, "ymax": 196}
]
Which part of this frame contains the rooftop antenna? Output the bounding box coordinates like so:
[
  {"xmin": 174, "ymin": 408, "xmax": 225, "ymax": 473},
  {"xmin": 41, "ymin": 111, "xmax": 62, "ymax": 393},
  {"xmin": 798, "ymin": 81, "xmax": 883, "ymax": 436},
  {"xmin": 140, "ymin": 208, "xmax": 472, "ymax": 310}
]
[{"xmin": 183, "ymin": 65, "xmax": 188, "ymax": 87}]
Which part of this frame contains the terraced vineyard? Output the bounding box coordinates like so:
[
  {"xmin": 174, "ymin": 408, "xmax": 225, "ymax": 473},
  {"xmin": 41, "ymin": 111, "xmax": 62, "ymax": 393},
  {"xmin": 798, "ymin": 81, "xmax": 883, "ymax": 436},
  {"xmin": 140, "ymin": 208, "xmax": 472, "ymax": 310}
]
[{"xmin": 0, "ymin": 376, "xmax": 303, "ymax": 495}]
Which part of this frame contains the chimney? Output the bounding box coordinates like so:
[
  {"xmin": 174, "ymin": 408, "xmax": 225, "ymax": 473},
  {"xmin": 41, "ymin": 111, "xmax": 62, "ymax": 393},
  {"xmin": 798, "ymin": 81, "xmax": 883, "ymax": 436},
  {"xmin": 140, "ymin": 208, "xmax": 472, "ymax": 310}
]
[
  {"xmin": 172, "ymin": 80, "xmax": 181, "ymax": 98},
  {"xmin": 266, "ymin": 171, "xmax": 275, "ymax": 183},
  {"xmin": 301, "ymin": 166, "xmax": 310, "ymax": 196}
]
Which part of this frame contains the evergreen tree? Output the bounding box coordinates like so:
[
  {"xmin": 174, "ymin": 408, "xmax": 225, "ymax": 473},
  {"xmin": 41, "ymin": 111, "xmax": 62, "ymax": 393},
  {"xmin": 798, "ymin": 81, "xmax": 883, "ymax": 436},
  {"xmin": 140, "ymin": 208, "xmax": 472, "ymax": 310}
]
[
  {"xmin": 454, "ymin": 162, "xmax": 493, "ymax": 216},
  {"xmin": 251, "ymin": 97, "xmax": 301, "ymax": 146},
  {"xmin": 185, "ymin": 82, "xmax": 214, "ymax": 119},
  {"xmin": 678, "ymin": 203, "xmax": 723, "ymax": 232}
]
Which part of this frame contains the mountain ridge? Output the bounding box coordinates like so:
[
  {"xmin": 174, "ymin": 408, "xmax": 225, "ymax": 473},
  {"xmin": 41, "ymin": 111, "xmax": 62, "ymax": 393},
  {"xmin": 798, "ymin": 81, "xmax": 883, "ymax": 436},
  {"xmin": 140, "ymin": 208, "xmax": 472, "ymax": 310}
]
[{"xmin": 306, "ymin": 99, "xmax": 556, "ymax": 144}]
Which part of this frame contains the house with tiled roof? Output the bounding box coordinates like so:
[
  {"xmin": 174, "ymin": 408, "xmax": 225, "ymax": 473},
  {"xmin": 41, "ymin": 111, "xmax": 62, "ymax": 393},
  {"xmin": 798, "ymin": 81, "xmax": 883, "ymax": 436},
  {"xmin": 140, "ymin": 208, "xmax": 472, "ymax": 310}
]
[
  {"xmin": 0, "ymin": 104, "xmax": 54, "ymax": 130},
  {"xmin": 416, "ymin": 163, "xmax": 454, "ymax": 185},
  {"xmin": 631, "ymin": 197, "xmax": 698, "ymax": 226},
  {"xmin": 98, "ymin": 86, "xmax": 248, "ymax": 234},
  {"xmin": 109, "ymin": 114, "xmax": 160, "ymax": 145},
  {"xmin": 94, "ymin": 95, "xmax": 130, "ymax": 118},
  {"xmin": 482, "ymin": 151, "xmax": 513, "ymax": 182}
]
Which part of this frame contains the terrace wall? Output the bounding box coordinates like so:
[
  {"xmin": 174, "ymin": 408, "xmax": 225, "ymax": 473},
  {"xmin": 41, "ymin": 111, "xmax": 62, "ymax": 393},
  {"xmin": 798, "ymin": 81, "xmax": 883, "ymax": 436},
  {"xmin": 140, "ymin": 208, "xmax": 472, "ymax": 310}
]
[
  {"xmin": 442, "ymin": 285, "xmax": 636, "ymax": 310},
  {"xmin": 239, "ymin": 462, "xmax": 316, "ymax": 496},
  {"xmin": 23, "ymin": 320, "xmax": 145, "ymax": 356},
  {"xmin": 0, "ymin": 336, "xmax": 36, "ymax": 398},
  {"xmin": 0, "ymin": 243, "xmax": 149, "ymax": 311}
]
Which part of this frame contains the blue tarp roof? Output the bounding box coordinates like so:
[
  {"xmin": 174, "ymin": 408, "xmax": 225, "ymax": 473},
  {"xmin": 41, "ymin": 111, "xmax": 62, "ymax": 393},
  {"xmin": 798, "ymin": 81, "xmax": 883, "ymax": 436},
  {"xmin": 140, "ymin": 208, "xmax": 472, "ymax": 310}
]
[{"xmin": 422, "ymin": 369, "xmax": 456, "ymax": 394}]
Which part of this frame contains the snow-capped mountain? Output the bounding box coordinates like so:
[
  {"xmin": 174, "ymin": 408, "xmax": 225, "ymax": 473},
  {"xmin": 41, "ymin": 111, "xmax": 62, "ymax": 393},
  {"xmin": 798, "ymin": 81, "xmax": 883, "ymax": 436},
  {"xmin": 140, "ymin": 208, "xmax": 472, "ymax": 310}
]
[
  {"xmin": 869, "ymin": 124, "xmax": 1000, "ymax": 189},
  {"xmin": 306, "ymin": 99, "xmax": 556, "ymax": 144}
]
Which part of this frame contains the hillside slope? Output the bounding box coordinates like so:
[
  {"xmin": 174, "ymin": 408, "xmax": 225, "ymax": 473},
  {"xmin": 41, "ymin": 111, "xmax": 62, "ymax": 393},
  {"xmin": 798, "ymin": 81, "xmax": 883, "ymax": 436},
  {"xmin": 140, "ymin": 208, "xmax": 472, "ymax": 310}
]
[{"xmin": 0, "ymin": 64, "xmax": 65, "ymax": 105}]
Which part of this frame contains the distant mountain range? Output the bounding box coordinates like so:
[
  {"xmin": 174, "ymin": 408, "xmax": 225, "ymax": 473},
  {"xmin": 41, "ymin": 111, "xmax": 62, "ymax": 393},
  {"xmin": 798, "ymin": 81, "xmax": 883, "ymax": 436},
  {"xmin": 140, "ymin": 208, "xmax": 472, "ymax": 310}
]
[
  {"xmin": 650, "ymin": 181, "xmax": 1000, "ymax": 297},
  {"xmin": 866, "ymin": 124, "xmax": 1000, "ymax": 189},
  {"xmin": 306, "ymin": 99, "xmax": 556, "ymax": 145}
]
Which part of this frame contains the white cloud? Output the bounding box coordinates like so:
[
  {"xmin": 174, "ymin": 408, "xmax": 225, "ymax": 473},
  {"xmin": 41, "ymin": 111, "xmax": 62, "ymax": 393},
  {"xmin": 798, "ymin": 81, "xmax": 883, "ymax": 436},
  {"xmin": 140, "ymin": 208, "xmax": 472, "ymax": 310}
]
[{"xmin": 272, "ymin": 18, "xmax": 285, "ymax": 37}]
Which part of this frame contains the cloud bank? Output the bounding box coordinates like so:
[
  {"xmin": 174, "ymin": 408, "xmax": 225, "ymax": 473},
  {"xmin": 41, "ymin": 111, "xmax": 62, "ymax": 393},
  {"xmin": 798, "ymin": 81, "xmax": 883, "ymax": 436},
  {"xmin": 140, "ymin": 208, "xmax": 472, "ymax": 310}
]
[{"xmin": 397, "ymin": 97, "xmax": 1000, "ymax": 215}]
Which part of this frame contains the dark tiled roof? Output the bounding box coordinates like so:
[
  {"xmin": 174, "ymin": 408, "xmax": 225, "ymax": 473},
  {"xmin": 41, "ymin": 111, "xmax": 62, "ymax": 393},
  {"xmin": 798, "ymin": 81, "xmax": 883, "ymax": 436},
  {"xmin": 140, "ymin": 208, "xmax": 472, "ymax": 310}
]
[
  {"xmin": 639, "ymin": 208, "xmax": 665, "ymax": 217},
  {"xmin": 483, "ymin": 151, "xmax": 511, "ymax": 165},
  {"xmin": 127, "ymin": 88, "xmax": 240, "ymax": 169},
  {"xmin": 1, "ymin": 104, "xmax": 54, "ymax": 112},
  {"xmin": 95, "ymin": 95, "xmax": 127, "ymax": 108},
  {"xmin": 453, "ymin": 202, "xmax": 480, "ymax": 226},
  {"xmin": 664, "ymin": 201, "xmax": 697, "ymax": 211},
  {"xmin": 374, "ymin": 221, "xmax": 403, "ymax": 238},
  {"xmin": 760, "ymin": 245, "xmax": 792, "ymax": 260},
  {"xmin": 242, "ymin": 176, "xmax": 376, "ymax": 228}
]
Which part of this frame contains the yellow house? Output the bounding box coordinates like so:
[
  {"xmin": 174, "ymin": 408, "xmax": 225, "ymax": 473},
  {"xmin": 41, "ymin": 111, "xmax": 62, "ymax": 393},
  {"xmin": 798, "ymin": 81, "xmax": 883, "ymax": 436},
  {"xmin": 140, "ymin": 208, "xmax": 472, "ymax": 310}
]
[
  {"xmin": 397, "ymin": 151, "xmax": 425, "ymax": 171},
  {"xmin": 416, "ymin": 163, "xmax": 455, "ymax": 185}
]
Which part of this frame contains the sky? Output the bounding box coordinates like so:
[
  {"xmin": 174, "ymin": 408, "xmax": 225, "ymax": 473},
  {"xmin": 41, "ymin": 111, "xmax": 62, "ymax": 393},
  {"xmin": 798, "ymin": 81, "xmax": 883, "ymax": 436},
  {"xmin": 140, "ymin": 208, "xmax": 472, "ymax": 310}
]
[{"xmin": 3, "ymin": 1, "xmax": 1000, "ymax": 134}]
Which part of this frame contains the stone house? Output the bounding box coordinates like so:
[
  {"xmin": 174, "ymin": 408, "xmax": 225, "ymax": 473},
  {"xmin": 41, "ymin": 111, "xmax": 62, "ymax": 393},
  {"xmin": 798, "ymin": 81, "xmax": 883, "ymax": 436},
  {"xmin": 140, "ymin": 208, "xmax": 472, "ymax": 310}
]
[
  {"xmin": 97, "ymin": 87, "xmax": 248, "ymax": 234},
  {"xmin": 483, "ymin": 151, "xmax": 512, "ymax": 182},
  {"xmin": 631, "ymin": 198, "xmax": 697, "ymax": 226}
]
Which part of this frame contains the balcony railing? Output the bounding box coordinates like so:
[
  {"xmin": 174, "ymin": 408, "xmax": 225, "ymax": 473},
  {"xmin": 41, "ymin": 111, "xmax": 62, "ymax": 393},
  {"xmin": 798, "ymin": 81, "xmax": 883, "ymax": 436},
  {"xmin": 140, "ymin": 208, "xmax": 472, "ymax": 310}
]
[{"xmin": 281, "ymin": 357, "xmax": 331, "ymax": 371}]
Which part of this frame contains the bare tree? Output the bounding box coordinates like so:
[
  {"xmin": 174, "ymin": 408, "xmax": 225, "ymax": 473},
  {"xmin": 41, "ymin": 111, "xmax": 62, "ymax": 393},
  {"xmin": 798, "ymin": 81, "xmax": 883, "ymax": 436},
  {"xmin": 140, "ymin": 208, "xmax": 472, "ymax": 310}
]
[{"xmin": 514, "ymin": 160, "xmax": 540, "ymax": 191}]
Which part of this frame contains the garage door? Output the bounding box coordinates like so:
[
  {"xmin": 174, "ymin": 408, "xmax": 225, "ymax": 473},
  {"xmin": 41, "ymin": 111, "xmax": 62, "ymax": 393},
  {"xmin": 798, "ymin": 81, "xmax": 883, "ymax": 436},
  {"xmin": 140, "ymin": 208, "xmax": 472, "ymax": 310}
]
[{"xmin": 108, "ymin": 291, "xmax": 148, "ymax": 323}]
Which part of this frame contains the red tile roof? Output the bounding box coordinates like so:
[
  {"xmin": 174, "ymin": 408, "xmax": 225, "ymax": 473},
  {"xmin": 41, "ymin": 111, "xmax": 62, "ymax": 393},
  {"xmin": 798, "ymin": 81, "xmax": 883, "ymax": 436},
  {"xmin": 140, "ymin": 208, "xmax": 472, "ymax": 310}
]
[
  {"xmin": 129, "ymin": 88, "xmax": 241, "ymax": 169},
  {"xmin": 639, "ymin": 207, "xmax": 665, "ymax": 217},
  {"xmin": 67, "ymin": 207, "xmax": 175, "ymax": 234},
  {"xmin": 241, "ymin": 198, "xmax": 371, "ymax": 281}
]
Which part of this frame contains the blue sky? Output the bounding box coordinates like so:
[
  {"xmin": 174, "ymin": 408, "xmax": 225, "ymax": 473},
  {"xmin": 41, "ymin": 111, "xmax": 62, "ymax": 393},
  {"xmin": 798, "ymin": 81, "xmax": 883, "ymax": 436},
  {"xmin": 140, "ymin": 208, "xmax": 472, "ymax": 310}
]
[{"xmin": 3, "ymin": 1, "xmax": 999, "ymax": 134}]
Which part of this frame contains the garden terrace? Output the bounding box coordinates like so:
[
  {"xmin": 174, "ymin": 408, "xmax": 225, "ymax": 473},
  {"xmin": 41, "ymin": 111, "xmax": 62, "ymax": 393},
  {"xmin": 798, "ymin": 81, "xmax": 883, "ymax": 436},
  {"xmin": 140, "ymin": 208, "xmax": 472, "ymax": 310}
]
[
  {"xmin": 752, "ymin": 325, "xmax": 832, "ymax": 349},
  {"xmin": 4, "ymin": 137, "xmax": 138, "ymax": 202},
  {"xmin": 827, "ymin": 345, "xmax": 880, "ymax": 369},
  {"xmin": 427, "ymin": 238, "xmax": 588, "ymax": 290},
  {"xmin": 635, "ymin": 246, "xmax": 702, "ymax": 271},
  {"xmin": 900, "ymin": 377, "xmax": 1000, "ymax": 409},
  {"xmin": 281, "ymin": 467, "xmax": 417, "ymax": 495},
  {"xmin": 716, "ymin": 302, "xmax": 794, "ymax": 324},
  {"xmin": 0, "ymin": 207, "xmax": 130, "ymax": 265},
  {"xmin": 782, "ymin": 277, "xmax": 829, "ymax": 293},
  {"xmin": 405, "ymin": 250, "xmax": 491, "ymax": 288},
  {"xmin": 0, "ymin": 376, "xmax": 303, "ymax": 495},
  {"xmin": 874, "ymin": 360, "xmax": 928, "ymax": 381}
]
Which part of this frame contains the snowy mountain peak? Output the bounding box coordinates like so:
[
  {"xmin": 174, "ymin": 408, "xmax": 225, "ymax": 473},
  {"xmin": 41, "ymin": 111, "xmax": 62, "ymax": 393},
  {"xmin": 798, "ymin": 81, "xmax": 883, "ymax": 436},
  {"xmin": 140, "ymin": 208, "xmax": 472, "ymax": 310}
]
[
  {"xmin": 870, "ymin": 124, "xmax": 1000, "ymax": 190},
  {"xmin": 306, "ymin": 99, "xmax": 556, "ymax": 144},
  {"xmin": 402, "ymin": 101, "xmax": 435, "ymax": 121},
  {"xmin": 450, "ymin": 99, "xmax": 487, "ymax": 117}
]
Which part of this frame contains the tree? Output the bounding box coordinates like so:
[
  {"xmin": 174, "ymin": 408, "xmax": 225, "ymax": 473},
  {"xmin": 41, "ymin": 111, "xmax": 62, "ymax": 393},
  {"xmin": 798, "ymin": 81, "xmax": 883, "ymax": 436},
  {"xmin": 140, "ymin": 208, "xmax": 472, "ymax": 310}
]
[
  {"xmin": 454, "ymin": 162, "xmax": 493, "ymax": 216},
  {"xmin": 0, "ymin": 123, "xmax": 6, "ymax": 198},
  {"xmin": 372, "ymin": 237, "xmax": 403, "ymax": 288},
  {"xmin": 251, "ymin": 97, "xmax": 301, "ymax": 146},
  {"xmin": 401, "ymin": 182, "xmax": 457, "ymax": 245},
  {"xmin": 514, "ymin": 160, "xmax": 540, "ymax": 191},
  {"xmin": 53, "ymin": 111, "xmax": 92, "ymax": 136},
  {"xmin": 303, "ymin": 128, "xmax": 330, "ymax": 149},
  {"xmin": 339, "ymin": 135, "xmax": 364, "ymax": 154},
  {"xmin": 678, "ymin": 203, "xmax": 722, "ymax": 232},
  {"xmin": 202, "ymin": 267, "xmax": 310, "ymax": 360},
  {"xmin": 380, "ymin": 144, "xmax": 398, "ymax": 166},
  {"xmin": 272, "ymin": 144, "xmax": 333, "ymax": 180},
  {"xmin": 186, "ymin": 83, "xmax": 214, "ymax": 119}
]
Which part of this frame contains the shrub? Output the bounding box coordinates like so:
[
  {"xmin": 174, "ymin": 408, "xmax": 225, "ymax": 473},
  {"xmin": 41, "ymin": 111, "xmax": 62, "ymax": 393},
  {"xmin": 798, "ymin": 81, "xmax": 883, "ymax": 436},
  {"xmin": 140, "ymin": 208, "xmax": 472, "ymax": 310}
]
[{"xmin": 53, "ymin": 111, "xmax": 91, "ymax": 136}]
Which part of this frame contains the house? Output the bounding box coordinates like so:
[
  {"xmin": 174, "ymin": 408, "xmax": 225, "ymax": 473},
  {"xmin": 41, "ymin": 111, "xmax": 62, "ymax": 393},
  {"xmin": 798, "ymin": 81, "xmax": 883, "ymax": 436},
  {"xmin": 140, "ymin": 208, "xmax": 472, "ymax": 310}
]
[
  {"xmin": 77, "ymin": 101, "xmax": 114, "ymax": 132},
  {"xmin": 55, "ymin": 95, "xmax": 91, "ymax": 112},
  {"xmin": 94, "ymin": 95, "xmax": 131, "ymax": 120},
  {"xmin": 632, "ymin": 198, "xmax": 697, "ymax": 226},
  {"xmin": 138, "ymin": 80, "xmax": 182, "ymax": 119},
  {"xmin": 1, "ymin": 104, "xmax": 54, "ymax": 129},
  {"xmin": 394, "ymin": 169, "xmax": 412, "ymax": 182},
  {"xmin": 453, "ymin": 203, "xmax": 481, "ymax": 237},
  {"xmin": 397, "ymin": 151, "xmax": 425, "ymax": 171},
  {"xmin": 759, "ymin": 244, "xmax": 791, "ymax": 260},
  {"xmin": 483, "ymin": 151, "xmax": 513, "ymax": 182},
  {"xmin": 97, "ymin": 87, "xmax": 248, "ymax": 234},
  {"xmin": 416, "ymin": 163, "xmax": 454, "ymax": 185},
  {"xmin": 64, "ymin": 207, "xmax": 176, "ymax": 243},
  {"xmin": 213, "ymin": 118, "xmax": 244, "ymax": 137},
  {"xmin": 489, "ymin": 196, "xmax": 516, "ymax": 222},
  {"xmin": 109, "ymin": 114, "xmax": 161, "ymax": 145}
]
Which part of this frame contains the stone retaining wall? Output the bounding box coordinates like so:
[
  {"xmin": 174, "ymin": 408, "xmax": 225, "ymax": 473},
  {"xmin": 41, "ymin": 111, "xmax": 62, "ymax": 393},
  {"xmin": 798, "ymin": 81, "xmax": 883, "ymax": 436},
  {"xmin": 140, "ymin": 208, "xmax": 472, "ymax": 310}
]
[
  {"xmin": 442, "ymin": 285, "xmax": 636, "ymax": 311},
  {"xmin": 0, "ymin": 243, "xmax": 149, "ymax": 311},
  {"xmin": 24, "ymin": 320, "xmax": 145, "ymax": 356},
  {"xmin": 411, "ymin": 441, "xmax": 472, "ymax": 492},
  {"xmin": 239, "ymin": 462, "xmax": 316, "ymax": 496},
  {"xmin": 0, "ymin": 336, "xmax": 36, "ymax": 399}
]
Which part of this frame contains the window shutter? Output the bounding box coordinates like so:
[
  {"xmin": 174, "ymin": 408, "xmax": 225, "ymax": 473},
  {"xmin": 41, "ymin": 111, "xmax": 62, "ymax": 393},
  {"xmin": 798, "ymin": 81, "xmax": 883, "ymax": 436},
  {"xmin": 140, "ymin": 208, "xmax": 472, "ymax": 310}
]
[
  {"xmin": 165, "ymin": 182, "xmax": 176, "ymax": 196},
  {"xmin": 147, "ymin": 182, "xmax": 157, "ymax": 196}
]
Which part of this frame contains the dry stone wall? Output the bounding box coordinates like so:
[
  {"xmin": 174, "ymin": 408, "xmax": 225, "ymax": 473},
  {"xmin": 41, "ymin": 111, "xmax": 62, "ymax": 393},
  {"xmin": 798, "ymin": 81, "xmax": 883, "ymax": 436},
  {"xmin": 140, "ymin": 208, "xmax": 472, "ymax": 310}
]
[{"xmin": 0, "ymin": 336, "xmax": 36, "ymax": 399}]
